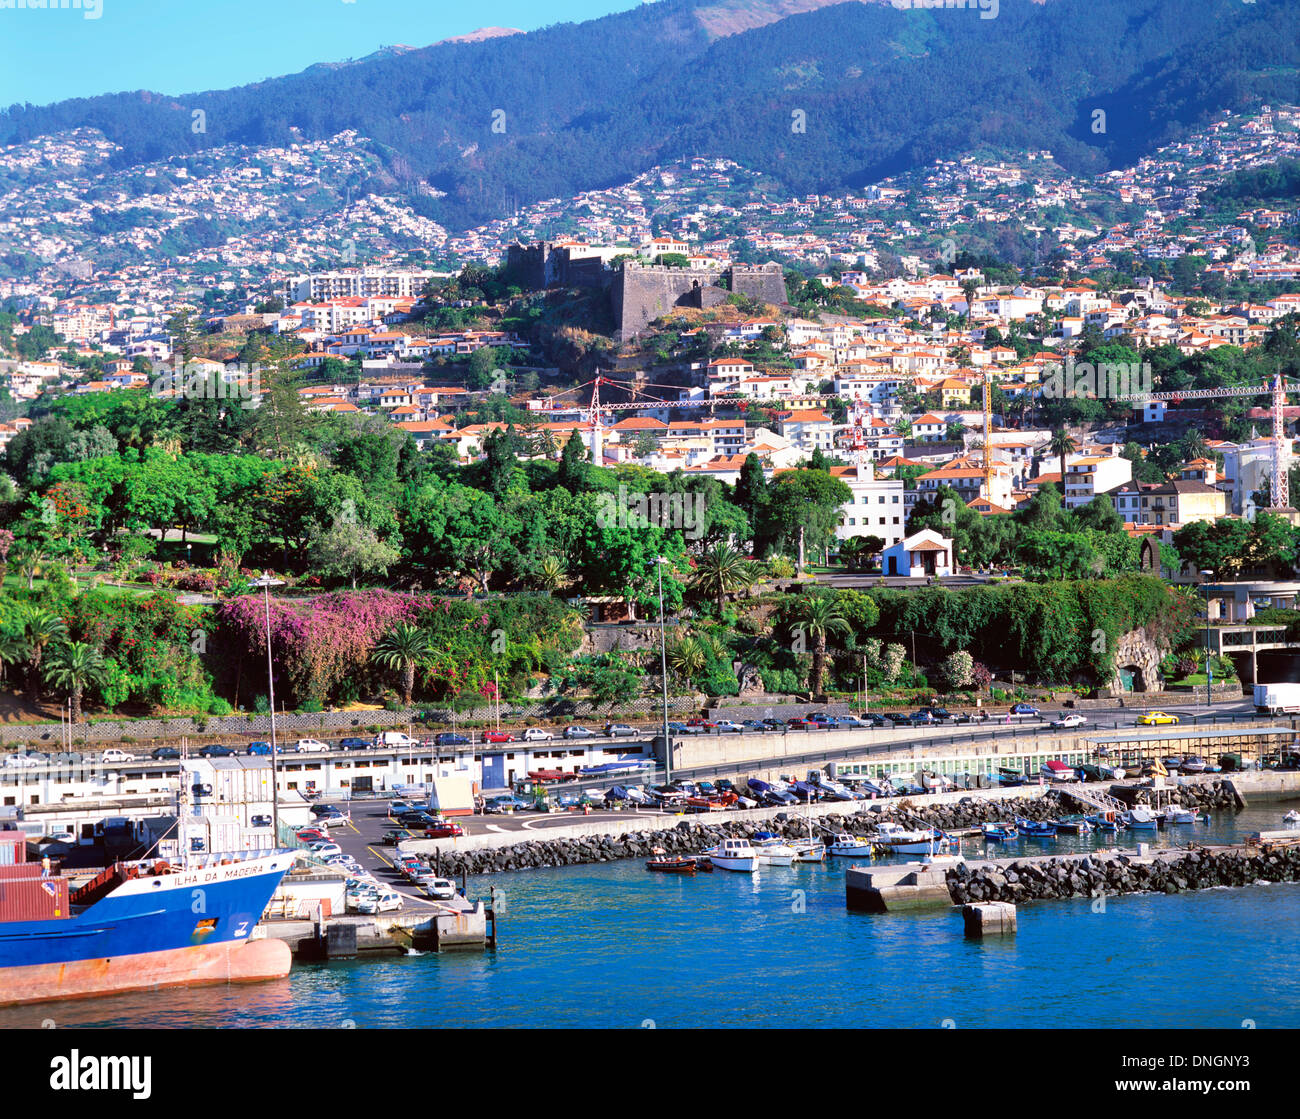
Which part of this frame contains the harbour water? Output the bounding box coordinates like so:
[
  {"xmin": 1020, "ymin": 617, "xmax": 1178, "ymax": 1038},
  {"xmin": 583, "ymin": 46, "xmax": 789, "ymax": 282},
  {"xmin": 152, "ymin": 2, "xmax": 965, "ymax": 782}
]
[{"xmin": 5, "ymin": 801, "xmax": 1299, "ymax": 1029}]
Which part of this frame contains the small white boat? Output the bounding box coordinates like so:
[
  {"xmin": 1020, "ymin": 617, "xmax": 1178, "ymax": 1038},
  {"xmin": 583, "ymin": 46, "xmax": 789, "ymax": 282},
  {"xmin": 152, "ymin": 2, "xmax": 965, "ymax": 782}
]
[
  {"xmin": 705, "ymin": 837, "xmax": 759, "ymax": 872},
  {"xmin": 1283, "ymin": 810, "xmax": 1300, "ymax": 828},
  {"xmin": 826, "ymin": 833, "xmax": 875, "ymax": 857},
  {"xmin": 754, "ymin": 837, "xmax": 798, "ymax": 866},
  {"xmin": 1124, "ymin": 806, "xmax": 1160, "ymax": 831},
  {"xmin": 1162, "ymin": 805, "xmax": 1200, "ymax": 825},
  {"xmin": 792, "ymin": 841, "xmax": 826, "ymax": 863},
  {"xmin": 873, "ymin": 821, "xmax": 951, "ymax": 855}
]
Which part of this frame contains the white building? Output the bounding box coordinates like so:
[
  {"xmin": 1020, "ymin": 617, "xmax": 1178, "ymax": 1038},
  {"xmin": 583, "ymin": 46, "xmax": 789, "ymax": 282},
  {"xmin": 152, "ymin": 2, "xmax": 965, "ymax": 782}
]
[{"xmin": 881, "ymin": 528, "xmax": 955, "ymax": 578}]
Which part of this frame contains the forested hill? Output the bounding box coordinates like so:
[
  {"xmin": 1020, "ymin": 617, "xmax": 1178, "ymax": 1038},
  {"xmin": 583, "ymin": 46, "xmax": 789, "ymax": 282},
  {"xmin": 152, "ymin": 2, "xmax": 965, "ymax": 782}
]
[{"xmin": 2, "ymin": 0, "xmax": 1298, "ymax": 231}]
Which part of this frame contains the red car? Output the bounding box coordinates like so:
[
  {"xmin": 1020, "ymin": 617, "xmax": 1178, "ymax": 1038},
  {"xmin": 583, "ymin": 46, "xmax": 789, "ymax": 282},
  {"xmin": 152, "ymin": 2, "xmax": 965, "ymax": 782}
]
[
  {"xmin": 483, "ymin": 731, "xmax": 513, "ymax": 743},
  {"xmin": 296, "ymin": 828, "xmax": 327, "ymax": 842},
  {"xmin": 424, "ymin": 820, "xmax": 466, "ymax": 838},
  {"xmin": 687, "ymin": 717, "xmax": 716, "ymax": 729}
]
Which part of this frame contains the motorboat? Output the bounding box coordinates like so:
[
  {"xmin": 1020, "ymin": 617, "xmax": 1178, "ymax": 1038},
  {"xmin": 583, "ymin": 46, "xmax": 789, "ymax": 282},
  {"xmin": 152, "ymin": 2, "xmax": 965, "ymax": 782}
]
[
  {"xmin": 752, "ymin": 832, "xmax": 798, "ymax": 866},
  {"xmin": 1124, "ymin": 806, "xmax": 1160, "ymax": 831},
  {"xmin": 872, "ymin": 821, "xmax": 951, "ymax": 855},
  {"xmin": 1283, "ymin": 810, "xmax": 1300, "ymax": 828},
  {"xmin": 645, "ymin": 855, "xmax": 701, "ymax": 873},
  {"xmin": 1054, "ymin": 815, "xmax": 1095, "ymax": 835},
  {"xmin": 826, "ymin": 833, "xmax": 875, "ymax": 857},
  {"xmin": 981, "ymin": 822, "xmax": 1018, "ymax": 841},
  {"xmin": 705, "ymin": 837, "xmax": 759, "ymax": 872},
  {"xmin": 1089, "ymin": 814, "xmax": 1120, "ymax": 833},
  {"xmin": 1016, "ymin": 818, "xmax": 1057, "ymax": 839},
  {"xmin": 1161, "ymin": 805, "xmax": 1200, "ymax": 825},
  {"xmin": 792, "ymin": 841, "xmax": 826, "ymax": 863}
]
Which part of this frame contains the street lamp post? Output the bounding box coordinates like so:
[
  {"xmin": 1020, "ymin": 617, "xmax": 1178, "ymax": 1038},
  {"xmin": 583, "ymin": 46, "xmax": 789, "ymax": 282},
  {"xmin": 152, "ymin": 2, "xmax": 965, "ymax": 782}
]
[
  {"xmin": 250, "ymin": 574, "xmax": 285, "ymax": 844},
  {"xmin": 1201, "ymin": 569, "xmax": 1215, "ymax": 708},
  {"xmin": 656, "ymin": 557, "xmax": 672, "ymax": 786}
]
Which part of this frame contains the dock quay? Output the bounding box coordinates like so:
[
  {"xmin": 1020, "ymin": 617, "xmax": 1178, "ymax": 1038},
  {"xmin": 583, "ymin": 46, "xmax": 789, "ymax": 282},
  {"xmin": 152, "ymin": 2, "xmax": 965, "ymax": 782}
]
[{"xmin": 258, "ymin": 864, "xmax": 495, "ymax": 957}]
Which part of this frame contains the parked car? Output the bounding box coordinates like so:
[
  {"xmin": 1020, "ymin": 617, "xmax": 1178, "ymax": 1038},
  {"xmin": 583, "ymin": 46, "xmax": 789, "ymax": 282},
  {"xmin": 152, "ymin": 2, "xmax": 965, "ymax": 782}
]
[
  {"xmin": 1010, "ymin": 703, "xmax": 1040, "ymax": 716},
  {"xmin": 740, "ymin": 719, "xmax": 768, "ymax": 732},
  {"xmin": 388, "ymin": 800, "xmax": 412, "ymax": 814},
  {"xmin": 1138, "ymin": 710, "xmax": 1180, "ymax": 726},
  {"xmin": 197, "ymin": 744, "xmax": 234, "ymax": 758},
  {"xmin": 435, "ymin": 732, "xmax": 469, "ymax": 746},
  {"xmin": 101, "ymin": 748, "xmax": 136, "ymax": 763},
  {"xmin": 522, "ymin": 728, "xmax": 553, "ymax": 742},
  {"xmin": 250, "ymin": 815, "xmax": 273, "ymax": 829},
  {"xmin": 357, "ymin": 888, "xmax": 402, "ymax": 915},
  {"xmin": 483, "ymin": 731, "xmax": 514, "ymax": 743},
  {"xmin": 687, "ymin": 717, "xmax": 716, "ymax": 730},
  {"xmin": 860, "ymin": 713, "xmax": 890, "ymax": 728},
  {"xmin": 604, "ymin": 723, "xmax": 637, "ymax": 737},
  {"xmin": 906, "ymin": 710, "xmax": 935, "ymax": 725},
  {"xmin": 424, "ymin": 820, "xmax": 466, "ymax": 839},
  {"xmin": 246, "ymin": 741, "xmax": 271, "ymax": 755},
  {"xmin": 484, "ymin": 794, "xmax": 531, "ymax": 814},
  {"xmin": 714, "ymin": 720, "xmax": 744, "ymax": 733},
  {"xmin": 296, "ymin": 828, "xmax": 328, "ymax": 842},
  {"xmin": 340, "ymin": 737, "xmax": 370, "ymax": 750},
  {"xmin": 760, "ymin": 718, "xmax": 785, "ymax": 730},
  {"xmin": 424, "ymin": 878, "xmax": 458, "ymax": 901},
  {"xmin": 398, "ymin": 811, "xmax": 435, "ymax": 828},
  {"xmin": 382, "ymin": 828, "xmax": 414, "ymax": 845},
  {"xmin": 563, "ymin": 725, "xmax": 595, "ymax": 739},
  {"xmin": 1051, "ymin": 713, "xmax": 1088, "ymax": 729},
  {"xmin": 306, "ymin": 842, "xmax": 342, "ymax": 858},
  {"xmin": 923, "ymin": 707, "xmax": 955, "ymax": 723},
  {"xmin": 152, "ymin": 746, "xmax": 181, "ymax": 760},
  {"xmin": 294, "ymin": 738, "xmax": 331, "ymax": 753},
  {"xmin": 787, "ymin": 716, "xmax": 812, "ymax": 728},
  {"xmin": 4, "ymin": 753, "xmax": 43, "ymax": 769}
]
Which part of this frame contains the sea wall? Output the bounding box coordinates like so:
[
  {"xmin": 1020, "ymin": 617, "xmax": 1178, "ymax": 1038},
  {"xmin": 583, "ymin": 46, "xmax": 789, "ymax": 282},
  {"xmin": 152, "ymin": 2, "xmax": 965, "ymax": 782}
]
[
  {"xmin": 416, "ymin": 792, "xmax": 1062, "ymax": 877},
  {"xmin": 948, "ymin": 845, "xmax": 1300, "ymax": 905}
]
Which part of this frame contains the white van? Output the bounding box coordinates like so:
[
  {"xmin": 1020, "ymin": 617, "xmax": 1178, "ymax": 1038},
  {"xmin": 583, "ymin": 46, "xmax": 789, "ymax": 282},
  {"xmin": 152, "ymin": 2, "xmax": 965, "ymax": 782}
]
[{"xmin": 372, "ymin": 732, "xmax": 418, "ymax": 749}]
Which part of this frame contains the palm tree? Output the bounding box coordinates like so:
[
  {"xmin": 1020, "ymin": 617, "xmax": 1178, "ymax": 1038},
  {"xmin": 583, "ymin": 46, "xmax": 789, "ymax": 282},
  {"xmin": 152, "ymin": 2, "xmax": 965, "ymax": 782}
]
[
  {"xmin": 0, "ymin": 627, "xmax": 29, "ymax": 687},
  {"xmin": 371, "ymin": 622, "xmax": 433, "ymax": 706},
  {"xmin": 43, "ymin": 641, "xmax": 106, "ymax": 722},
  {"xmin": 691, "ymin": 543, "xmax": 748, "ymax": 613},
  {"xmin": 21, "ymin": 609, "xmax": 67, "ymax": 704},
  {"xmin": 1048, "ymin": 427, "xmax": 1078, "ymax": 486},
  {"xmin": 789, "ymin": 594, "xmax": 851, "ymax": 696}
]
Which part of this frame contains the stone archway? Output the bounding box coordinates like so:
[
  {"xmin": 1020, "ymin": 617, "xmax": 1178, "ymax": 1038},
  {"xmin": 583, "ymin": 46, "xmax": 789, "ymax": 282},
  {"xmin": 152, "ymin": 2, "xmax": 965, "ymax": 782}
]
[{"xmin": 1108, "ymin": 628, "xmax": 1164, "ymax": 696}]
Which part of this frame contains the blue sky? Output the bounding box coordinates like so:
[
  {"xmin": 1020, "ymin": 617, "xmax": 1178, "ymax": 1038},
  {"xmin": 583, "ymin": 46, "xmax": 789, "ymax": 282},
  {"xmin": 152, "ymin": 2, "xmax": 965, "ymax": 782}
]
[{"xmin": 0, "ymin": 0, "xmax": 640, "ymax": 109}]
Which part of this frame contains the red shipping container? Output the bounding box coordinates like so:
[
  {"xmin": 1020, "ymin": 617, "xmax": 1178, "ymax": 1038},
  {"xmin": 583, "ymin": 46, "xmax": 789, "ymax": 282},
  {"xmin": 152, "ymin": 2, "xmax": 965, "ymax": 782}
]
[
  {"xmin": 0, "ymin": 864, "xmax": 42, "ymax": 881},
  {"xmin": 0, "ymin": 877, "xmax": 70, "ymax": 922}
]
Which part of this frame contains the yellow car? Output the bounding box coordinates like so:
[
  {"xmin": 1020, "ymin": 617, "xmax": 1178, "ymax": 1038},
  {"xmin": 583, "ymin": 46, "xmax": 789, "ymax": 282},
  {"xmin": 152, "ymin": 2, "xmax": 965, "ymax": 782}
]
[{"xmin": 1137, "ymin": 711, "xmax": 1180, "ymax": 726}]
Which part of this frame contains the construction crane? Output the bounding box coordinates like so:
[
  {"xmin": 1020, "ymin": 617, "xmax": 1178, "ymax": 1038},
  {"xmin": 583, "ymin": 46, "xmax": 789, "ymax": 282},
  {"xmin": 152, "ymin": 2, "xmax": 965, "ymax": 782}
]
[
  {"xmin": 1117, "ymin": 373, "xmax": 1300, "ymax": 509},
  {"xmin": 537, "ymin": 372, "xmax": 843, "ymax": 465}
]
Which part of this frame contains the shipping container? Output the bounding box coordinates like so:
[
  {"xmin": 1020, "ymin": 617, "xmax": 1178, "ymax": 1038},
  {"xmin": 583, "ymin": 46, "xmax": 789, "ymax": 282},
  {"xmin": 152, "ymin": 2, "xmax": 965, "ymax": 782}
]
[
  {"xmin": 0, "ymin": 864, "xmax": 43, "ymax": 881},
  {"xmin": 0, "ymin": 876, "xmax": 70, "ymax": 921},
  {"xmin": 0, "ymin": 830, "xmax": 27, "ymax": 866}
]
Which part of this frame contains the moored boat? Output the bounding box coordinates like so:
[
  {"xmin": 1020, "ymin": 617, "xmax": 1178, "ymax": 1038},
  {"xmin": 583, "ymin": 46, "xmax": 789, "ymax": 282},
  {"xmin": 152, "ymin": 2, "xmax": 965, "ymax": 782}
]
[
  {"xmin": 1054, "ymin": 815, "xmax": 1094, "ymax": 835},
  {"xmin": 1161, "ymin": 805, "xmax": 1200, "ymax": 825},
  {"xmin": 753, "ymin": 832, "xmax": 798, "ymax": 866},
  {"xmin": 0, "ymin": 838, "xmax": 294, "ymax": 1007},
  {"xmin": 1016, "ymin": 818, "xmax": 1057, "ymax": 839},
  {"xmin": 645, "ymin": 855, "xmax": 699, "ymax": 873},
  {"xmin": 872, "ymin": 821, "xmax": 951, "ymax": 855},
  {"xmin": 1283, "ymin": 810, "xmax": 1300, "ymax": 828},
  {"xmin": 705, "ymin": 837, "xmax": 759, "ymax": 872},
  {"xmin": 1124, "ymin": 806, "xmax": 1160, "ymax": 830},
  {"xmin": 981, "ymin": 822, "xmax": 1018, "ymax": 841},
  {"xmin": 827, "ymin": 833, "xmax": 875, "ymax": 857}
]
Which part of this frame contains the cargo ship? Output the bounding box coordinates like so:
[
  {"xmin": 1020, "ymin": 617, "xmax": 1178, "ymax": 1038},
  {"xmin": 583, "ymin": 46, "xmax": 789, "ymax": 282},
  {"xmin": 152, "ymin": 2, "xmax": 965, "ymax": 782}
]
[{"xmin": 0, "ymin": 830, "xmax": 295, "ymax": 1006}]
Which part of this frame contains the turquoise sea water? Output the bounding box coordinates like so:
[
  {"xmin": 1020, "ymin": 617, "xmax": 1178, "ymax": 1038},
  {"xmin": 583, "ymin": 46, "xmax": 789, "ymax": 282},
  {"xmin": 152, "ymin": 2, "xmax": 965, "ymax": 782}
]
[{"xmin": 5, "ymin": 801, "xmax": 1300, "ymax": 1029}]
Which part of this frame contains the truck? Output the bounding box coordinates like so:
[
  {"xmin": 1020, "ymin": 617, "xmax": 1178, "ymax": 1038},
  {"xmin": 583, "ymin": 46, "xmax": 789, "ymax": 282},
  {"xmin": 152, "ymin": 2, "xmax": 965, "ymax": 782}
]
[
  {"xmin": 427, "ymin": 775, "xmax": 476, "ymax": 818},
  {"xmin": 1253, "ymin": 682, "xmax": 1300, "ymax": 715}
]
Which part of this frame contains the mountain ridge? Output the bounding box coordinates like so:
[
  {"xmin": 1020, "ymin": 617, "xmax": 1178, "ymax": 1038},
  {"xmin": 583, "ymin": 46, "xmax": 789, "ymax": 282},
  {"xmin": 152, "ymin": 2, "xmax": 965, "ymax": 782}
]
[{"xmin": 2, "ymin": 0, "xmax": 1296, "ymax": 232}]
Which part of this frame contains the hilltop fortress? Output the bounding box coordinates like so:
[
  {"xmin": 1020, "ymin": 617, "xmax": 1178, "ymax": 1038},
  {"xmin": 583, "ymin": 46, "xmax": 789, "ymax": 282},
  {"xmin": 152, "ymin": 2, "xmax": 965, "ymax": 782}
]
[{"xmin": 505, "ymin": 241, "xmax": 787, "ymax": 338}]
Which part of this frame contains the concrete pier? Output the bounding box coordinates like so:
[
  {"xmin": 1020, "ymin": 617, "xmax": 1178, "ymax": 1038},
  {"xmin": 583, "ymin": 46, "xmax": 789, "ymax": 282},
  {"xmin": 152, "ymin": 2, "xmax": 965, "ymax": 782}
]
[
  {"xmin": 963, "ymin": 902, "xmax": 1017, "ymax": 937},
  {"xmin": 845, "ymin": 862, "xmax": 954, "ymax": 913},
  {"xmin": 263, "ymin": 897, "xmax": 491, "ymax": 958}
]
